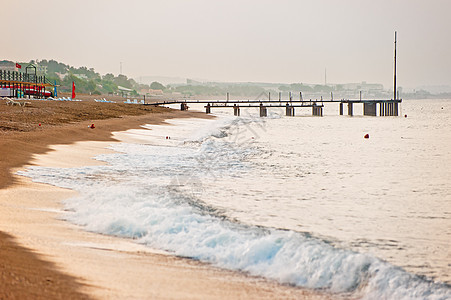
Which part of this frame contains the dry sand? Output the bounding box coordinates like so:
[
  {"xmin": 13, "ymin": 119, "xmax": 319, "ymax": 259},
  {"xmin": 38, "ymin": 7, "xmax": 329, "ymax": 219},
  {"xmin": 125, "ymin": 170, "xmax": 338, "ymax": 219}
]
[{"xmin": 0, "ymin": 97, "xmax": 329, "ymax": 299}]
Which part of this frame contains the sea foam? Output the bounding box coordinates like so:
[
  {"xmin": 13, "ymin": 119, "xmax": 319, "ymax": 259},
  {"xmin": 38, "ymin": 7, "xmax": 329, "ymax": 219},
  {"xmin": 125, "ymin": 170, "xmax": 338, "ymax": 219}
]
[{"xmin": 19, "ymin": 114, "xmax": 451, "ymax": 299}]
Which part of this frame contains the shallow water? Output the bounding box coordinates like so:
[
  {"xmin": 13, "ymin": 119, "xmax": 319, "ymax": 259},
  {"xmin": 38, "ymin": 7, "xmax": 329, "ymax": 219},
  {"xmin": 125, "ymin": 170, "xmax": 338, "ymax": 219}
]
[{"xmin": 20, "ymin": 99, "xmax": 451, "ymax": 299}]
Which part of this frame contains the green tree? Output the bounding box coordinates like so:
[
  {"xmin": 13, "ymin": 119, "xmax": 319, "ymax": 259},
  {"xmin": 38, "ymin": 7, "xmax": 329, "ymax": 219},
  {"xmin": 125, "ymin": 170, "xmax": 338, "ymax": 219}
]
[
  {"xmin": 86, "ymin": 80, "xmax": 97, "ymax": 92},
  {"xmin": 150, "ymin": 81, "xmax": 166, "ymax": 90},
  {"xmin": 103, "ymin": 73, "xmax": 115, "ymax": 81},
  {"xmin": 114, "ymin": 74, "xmax": 132, "ymax": 89}
]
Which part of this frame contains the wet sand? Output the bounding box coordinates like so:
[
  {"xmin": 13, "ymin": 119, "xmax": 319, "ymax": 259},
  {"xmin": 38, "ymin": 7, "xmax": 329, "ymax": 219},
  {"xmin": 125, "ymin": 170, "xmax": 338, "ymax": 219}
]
[{"xmin": 0, "ymin": 98, "xmax": 328, "ymax": 299}]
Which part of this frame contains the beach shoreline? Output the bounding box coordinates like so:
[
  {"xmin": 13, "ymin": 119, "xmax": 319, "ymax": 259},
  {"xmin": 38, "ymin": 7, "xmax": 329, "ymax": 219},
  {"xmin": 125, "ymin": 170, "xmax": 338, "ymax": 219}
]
[{"xmin": 0, "ymin": 103, "xmax": 328, "ymax": 299}]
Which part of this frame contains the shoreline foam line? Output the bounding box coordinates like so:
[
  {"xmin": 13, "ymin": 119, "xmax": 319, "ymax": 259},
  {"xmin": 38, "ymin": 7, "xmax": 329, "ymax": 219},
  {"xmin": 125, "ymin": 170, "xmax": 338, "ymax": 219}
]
[
  {"xmin": 2, "ymin": 127, "xmax": 328, "ymax": 299},
  {"xmin": 19, "ymin": 115, "xmax": 451, "ymax": 299}
]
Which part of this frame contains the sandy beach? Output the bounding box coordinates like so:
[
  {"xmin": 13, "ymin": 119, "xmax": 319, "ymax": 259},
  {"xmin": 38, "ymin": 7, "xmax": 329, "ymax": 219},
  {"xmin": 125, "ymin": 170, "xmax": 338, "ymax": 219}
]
[{"xmin": 0, "ymin": 98, "xmax": 328, "ymax": 299}]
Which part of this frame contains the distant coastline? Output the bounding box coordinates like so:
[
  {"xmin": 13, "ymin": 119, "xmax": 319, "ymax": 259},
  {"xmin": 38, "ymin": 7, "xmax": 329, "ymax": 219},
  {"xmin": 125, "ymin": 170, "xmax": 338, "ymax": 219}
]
[{"xmin": 2, "ymin": 59, "xmax": 450, "ymax": 102}]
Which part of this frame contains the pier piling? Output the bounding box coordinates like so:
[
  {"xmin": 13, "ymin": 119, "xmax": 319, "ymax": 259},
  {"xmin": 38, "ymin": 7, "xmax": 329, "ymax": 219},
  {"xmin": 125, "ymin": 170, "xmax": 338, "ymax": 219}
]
[
  {"xmin": 363, "ymin": 102, "xmax": 377, "ymax": 116},
  {"xmin": 233, "ymin": 104, "xmax": 240, "ymax": 116},
  {"xmin": 285, "ymin": 103, "xmax": 294, "ymax": 116},
  {"xmin": 312, "ymin": 104, "xmax": 323, "ymax": 116},
  {"xmin": 259, "ymin": 103, "xmax": 267, "ymax": 117},
  {"xmin": 348, "ymin": 103, "xmax": 353, "ymax": 116}
]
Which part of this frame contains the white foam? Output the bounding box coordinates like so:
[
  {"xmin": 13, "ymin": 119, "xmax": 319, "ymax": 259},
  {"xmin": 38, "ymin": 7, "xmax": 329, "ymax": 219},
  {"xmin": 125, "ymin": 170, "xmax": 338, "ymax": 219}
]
[{"xmin": 18, "ymin": 114, "xmax": 451, "ymax": 299}]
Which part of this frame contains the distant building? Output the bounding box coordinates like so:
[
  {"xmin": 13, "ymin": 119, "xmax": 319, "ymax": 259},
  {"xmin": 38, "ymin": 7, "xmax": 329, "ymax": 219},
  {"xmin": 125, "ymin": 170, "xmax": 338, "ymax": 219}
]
[
  {"xmin": 118, "ymin": 85, "xmax": 134, "ymax": 97},
  {"xmin": 55, "ymin": 72, "xmax": 67, "ymax": 79},
  {"xmin": 140, "ymin": 88, "xmax": 163, "ymax": 96},
  {"xmin": 74, "ymin": 74, "xmax": 88, "ymax": 80},
  {"xmin": 343, "ymin": 81, "xmax": 384, "ymax": 92},
  {"xmin": 36, "ymin": 64, "xmax": 47, "ymax": 75}
]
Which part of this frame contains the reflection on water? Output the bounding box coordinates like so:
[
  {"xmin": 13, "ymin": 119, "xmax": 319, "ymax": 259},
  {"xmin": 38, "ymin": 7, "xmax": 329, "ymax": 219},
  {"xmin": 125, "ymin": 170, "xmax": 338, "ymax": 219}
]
[
  {"xmin": 200, "ymin": 99, "xmax": 451, "ymax": 283},
  {"xmin": 20, "ymin": 99, "xmax": 451, "ymax": 297}
]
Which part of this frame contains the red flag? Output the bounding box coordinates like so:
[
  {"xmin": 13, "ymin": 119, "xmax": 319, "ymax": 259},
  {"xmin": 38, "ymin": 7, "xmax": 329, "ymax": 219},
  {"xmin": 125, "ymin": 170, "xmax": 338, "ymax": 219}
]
[
  {"xmin": 71, "ymin": 81, "xmax": 76, "ymax": 99},
  {"xmin": 16, "ymin": 63, "xmax": 22, "ymax": 69}
]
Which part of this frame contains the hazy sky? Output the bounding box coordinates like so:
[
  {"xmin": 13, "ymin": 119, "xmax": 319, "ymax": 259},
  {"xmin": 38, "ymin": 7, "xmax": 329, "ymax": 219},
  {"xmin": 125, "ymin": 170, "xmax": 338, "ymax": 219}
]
[{"xmin": 4, "ymin": 0, "xmax": 451, "ymax": 89}]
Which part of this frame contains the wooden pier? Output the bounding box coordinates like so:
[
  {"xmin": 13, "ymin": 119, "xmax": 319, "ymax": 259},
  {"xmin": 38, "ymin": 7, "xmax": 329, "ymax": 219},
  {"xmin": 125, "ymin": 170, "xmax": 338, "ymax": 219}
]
[
  {"xmin": 146, "ymin": 97, "xmax": 401, "ymax": 117},
  {"xmin": 148, "ymin": 31, "xmax": 402, "ymax": 118}
]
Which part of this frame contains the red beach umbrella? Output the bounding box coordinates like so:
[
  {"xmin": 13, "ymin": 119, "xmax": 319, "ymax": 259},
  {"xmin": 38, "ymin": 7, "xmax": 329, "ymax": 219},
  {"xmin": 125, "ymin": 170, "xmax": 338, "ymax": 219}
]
[{"xmin": 72, "ymin": 81, "xmax": 76, "ymax": 99}]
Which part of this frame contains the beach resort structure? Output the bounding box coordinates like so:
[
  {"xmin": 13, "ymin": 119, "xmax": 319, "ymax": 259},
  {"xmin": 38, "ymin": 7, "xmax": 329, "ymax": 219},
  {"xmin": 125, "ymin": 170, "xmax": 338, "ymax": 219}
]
[{"xmin": 0, "ymin": 63, "xmax": 54, "ymax": 98}]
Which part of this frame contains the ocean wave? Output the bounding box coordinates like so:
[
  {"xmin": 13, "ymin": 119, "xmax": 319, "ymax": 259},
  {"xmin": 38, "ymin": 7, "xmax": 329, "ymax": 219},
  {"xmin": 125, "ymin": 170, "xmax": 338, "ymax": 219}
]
[{"xmin": 18, "ymin": 115, "xmax": 451, "ymax": 299}]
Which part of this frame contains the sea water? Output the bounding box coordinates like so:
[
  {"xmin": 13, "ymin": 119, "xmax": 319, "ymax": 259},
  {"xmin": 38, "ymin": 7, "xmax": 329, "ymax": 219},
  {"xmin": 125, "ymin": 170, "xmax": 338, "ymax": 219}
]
[{"xmin": 20, "ymin": 99, "xmax": 451, "ymax": 299}]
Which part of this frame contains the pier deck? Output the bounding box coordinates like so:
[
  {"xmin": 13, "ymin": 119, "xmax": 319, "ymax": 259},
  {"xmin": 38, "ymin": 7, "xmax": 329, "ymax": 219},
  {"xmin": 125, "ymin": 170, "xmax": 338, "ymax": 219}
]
[{"xmin": 146, "ymin": 98, "xmax": 402, "ymax": 117}]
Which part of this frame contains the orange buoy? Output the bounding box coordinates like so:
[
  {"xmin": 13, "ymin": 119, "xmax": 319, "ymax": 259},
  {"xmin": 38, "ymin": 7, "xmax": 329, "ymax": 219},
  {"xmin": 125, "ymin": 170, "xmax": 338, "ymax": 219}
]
[
  {"xmin": 38, "ymin": 123, "xmax": 41, "ymax": 126},
  {"xmin": 90, "ymin": 124, "xmax": 95, "ymax": 129},
  {"xmin": 364, "ymin": 134, "xmax": 369, "ymax": 139}
]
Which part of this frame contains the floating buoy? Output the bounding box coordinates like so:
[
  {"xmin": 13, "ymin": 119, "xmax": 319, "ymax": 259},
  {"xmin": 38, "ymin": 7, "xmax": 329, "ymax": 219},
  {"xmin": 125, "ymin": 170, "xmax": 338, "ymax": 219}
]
[
  {"xmin": 90, "ymin": 123, "xmax": 95, "ymax": 129},
  {"xmin": 38, "ymin": 123, "xmax": 41, "ymax": 126},
  {"xmin": 404, "ymin": 114, "xmax": 407, "ymax": 118},
  {"xmin": 364, "ymin": 134, "xmax": 369, "ymax": 139}
]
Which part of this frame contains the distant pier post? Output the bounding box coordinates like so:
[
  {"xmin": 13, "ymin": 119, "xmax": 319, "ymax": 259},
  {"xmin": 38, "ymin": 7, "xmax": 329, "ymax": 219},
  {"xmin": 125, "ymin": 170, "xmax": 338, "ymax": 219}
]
[
  {"xmin": 259, "ymin": 103, "xmax": 267, "ymax": 117},
  {"xmin": 233, "ymin": 104, "xmax": 240, "ymax": 116},
  {"xmin": 278, "ymin": 92, "xmax": 281, "ymax": 101},
  {"xmin": 339, "ymin": 102, "xmax": 343, "ymax": 115},
  {"xmin": 394, "ymin": 102, "xmax": 399, "ymax": 116},
  {"xmin": 348, "ymin": 103, "xmax": 353, "ymax": 116},
  {"xmin": 286, "ymin": 103, "xmax": 294, "ymax": 116},
  {"xmin": 226, "ymin": 92, "xmax": 229, "ymax": 102},
  {"xmin": 206, "ymin": 103, "xmax": 211, "ymax": 114},
  {"xmin": 312, "ymin": 103, "xmax": 323, "ymax": 116}
]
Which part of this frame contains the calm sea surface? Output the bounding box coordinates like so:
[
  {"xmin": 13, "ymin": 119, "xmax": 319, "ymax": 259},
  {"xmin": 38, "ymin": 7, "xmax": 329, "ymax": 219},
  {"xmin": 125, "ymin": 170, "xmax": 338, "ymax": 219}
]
[{"xmin": 21, "ymin": 98, "xmax": 451, "ymax": 299}]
